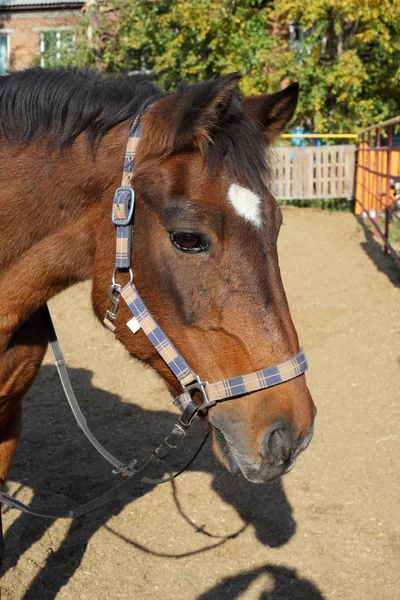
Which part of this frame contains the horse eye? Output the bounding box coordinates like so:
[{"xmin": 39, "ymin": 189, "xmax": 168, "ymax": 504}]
[{"xmin": 170, "ymin": 231, "xmax": 209, "ymax": 253}]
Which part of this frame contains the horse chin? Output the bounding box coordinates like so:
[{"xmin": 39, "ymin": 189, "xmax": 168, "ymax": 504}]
[
  {"xmin": 211, "ymin": 424, "xmax": 243, "ymax": 477},
  {"xmin": 210, "ymin": 423, "xmax": 296, "ymax": 484}
]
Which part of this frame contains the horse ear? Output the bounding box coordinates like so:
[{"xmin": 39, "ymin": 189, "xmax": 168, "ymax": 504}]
[
  {"xmin": 242, "ymin": 83, "xmax": 299, "ymax": 143},
  {"xmin": 174, "ymin": 72, "xmax": 241, "ymax": 153}
]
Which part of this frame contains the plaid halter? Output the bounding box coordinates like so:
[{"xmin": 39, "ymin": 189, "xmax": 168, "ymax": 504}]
[{"xmin": 104, "ymin": 112, "xmax": 308, "ymax": 422}]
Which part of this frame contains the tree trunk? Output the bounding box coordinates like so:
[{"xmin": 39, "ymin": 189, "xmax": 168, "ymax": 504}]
[{"xmin": 85, "ymin": 0, "xmax": 102, "ymax": 68}]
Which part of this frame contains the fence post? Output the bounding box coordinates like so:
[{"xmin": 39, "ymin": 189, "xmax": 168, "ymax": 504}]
[
  {"xmin": 384, "ymin": 125, "xmax": 393, "ymax": 254},
  {"xmin": 375, "ymin": 127, "xmax": 380, "ymax": 230},
  {"xmin": 361, "ymin": 133, "xmax": 366, "ymax": 214},
  {"xmin": 344, "ymin": 145, "xmax": 356, "ymax": 200}
]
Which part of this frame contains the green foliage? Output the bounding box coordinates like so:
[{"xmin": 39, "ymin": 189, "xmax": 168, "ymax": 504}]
[
  {"xmin": 74, "ymin": 0, "xmax": 400, "ymax": 132},
  {"xmin": 271, "ymin": 0, "xmax": 400, "ymax": 132},
  {"xmin": 279, "ymin": 198, "xmax": 353, "ymax": 211},
  {"xmin": 92, "ymin": 0, "xmax": 279, "ymax": 95}
]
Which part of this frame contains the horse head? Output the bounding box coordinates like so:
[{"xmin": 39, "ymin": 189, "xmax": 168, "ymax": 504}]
[{"xmin": 93, "ymin": 74, "xmax": 316, "ymax": 484}]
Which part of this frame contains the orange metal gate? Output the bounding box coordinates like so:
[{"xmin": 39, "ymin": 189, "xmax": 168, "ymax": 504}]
[{"xmin": 355, "ymin": 117, "xmax": 400, "ymax": 268}]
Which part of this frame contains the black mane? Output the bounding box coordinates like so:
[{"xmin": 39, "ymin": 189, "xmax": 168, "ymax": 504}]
[
  {"xmin": 0, "ymin": 68, "xmax": 162, "ymax": 151},
  {"xmin": 0, "ymin": 68, "xmax": 269, "ymax": 192}
]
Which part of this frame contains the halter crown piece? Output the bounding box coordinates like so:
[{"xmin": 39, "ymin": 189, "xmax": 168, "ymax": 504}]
[
  {"xmin": 0, "ymin": 107, "xmax": 308, "ymax": 520},
  {"xmin": 104, "ymin": 111, "xmax": 308, "ymax": 427}
]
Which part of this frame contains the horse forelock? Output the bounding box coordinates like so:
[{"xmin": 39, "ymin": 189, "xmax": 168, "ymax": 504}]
[{"xmin": 142, "ymin": 86, "xmax": 271, "ymax": 198}]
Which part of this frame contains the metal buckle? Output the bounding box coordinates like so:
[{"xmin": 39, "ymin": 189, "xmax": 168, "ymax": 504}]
[
  {"xmin": 111, "ymin": 186, "xmax": 135, "ymax": 226},
  {"xmin": 112, "ymin": 459, "xmax": 138, "ymax": 476},
  {"xmin": 104, "ymin": 269, "xmax": 134, "ymax": 326},
  {"xmin": 163, "ymin": 423, "xmax": 187, "ymax": 449},
  {"xmin": 182, "ymin": 374, "xmax": 214, "ymax": 411}
]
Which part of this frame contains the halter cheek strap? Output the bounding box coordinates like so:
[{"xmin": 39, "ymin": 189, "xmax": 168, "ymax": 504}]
[{"xmin": 102, "ymin": 116, "xmax": 144, "ymax": 333}]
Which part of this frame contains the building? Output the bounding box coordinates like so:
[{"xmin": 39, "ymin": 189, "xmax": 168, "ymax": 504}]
[{"xmin": 0, "ymin": 0, "xmax": 84, "ymax": 74}]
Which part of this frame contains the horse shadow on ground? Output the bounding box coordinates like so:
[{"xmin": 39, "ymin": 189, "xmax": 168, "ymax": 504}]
[
  {"xmin": 1, "ymin": 365, "xmax": 321, "ymax": 600},
  {"xmin": 355, "ymin": 215, "xmax": 400, "ymax": 286},
  {"xmin": 198, "ymin": 564, "xmax": 325, "ymax": 599}
]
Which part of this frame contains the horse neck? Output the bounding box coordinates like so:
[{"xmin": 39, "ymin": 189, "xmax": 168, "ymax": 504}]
[{"xmin": 0, "ymin": 123, "xmax": 128, "ymax": 273}]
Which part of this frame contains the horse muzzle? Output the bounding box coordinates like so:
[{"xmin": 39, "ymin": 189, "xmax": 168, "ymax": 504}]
[{"xmin": 210, "ymin": 416, "xmax": 314, "ymax": 484}]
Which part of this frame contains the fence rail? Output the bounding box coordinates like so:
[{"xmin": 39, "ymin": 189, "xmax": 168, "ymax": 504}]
[
  {"xmin": 355, "ymin": 121, "xmax": 400, "ymax": 268},
  {"xmin": 272, "ymin": 145, "xmax": 356, "ymax": 201}
]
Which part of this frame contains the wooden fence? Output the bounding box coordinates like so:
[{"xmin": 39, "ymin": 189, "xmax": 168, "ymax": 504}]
[{"xmin": 272, "ymin": 145, "xmax": 356, "ymax": 201}]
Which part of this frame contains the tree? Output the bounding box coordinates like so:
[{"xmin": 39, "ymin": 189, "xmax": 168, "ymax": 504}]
[
  {"xmin": 81, "ymin": 0, "xmax": 281, "ymax": 95},
  {"xmin": 270, "ymin": 0, "xmax": 400, "ymax": 131},
  {"xmin": 85, "ymin": 0, "xmax": 103, "ymax": 68},
  {"xmin": 73, "ymin": 0, "xmax": 400, "ymax": 132}
]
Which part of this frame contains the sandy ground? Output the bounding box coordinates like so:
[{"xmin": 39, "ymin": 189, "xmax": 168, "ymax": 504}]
[{"xmin": 1, "ymin": 207, "xmax": 399, "ymax": 600}]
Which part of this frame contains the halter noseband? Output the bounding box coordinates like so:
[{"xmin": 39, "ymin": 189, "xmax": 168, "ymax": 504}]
[{"xmin": 104, "ymin": 112, "xmax": 308, "ymax": 427}]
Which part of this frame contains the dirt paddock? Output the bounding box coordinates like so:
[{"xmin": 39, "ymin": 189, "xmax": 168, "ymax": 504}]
[{"xmin": 1, "ymin": 207, "xmax": 399, "ymax": 600}]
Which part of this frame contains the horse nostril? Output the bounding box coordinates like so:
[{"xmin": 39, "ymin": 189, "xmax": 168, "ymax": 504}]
[{"xmin": 260, "ymin": 423, "xmax": 293, "ymax": 466}]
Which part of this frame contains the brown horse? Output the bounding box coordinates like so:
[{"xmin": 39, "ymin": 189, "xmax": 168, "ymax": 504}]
[{"xmin": 0, "ymin": 69, "xmax": 315, "ymax": 557}]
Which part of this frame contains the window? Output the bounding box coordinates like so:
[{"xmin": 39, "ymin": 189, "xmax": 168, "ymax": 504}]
[
  {"xmin": 39, "ymin": 30, "xmax": 75, "ymax": 68},
  {"xmin": 289, "ymin": 22, "xmax": 304, "ymax": 52},
  {"xmin": 0, "ymin": 34, "xmax": 9, "ymax": 75}
]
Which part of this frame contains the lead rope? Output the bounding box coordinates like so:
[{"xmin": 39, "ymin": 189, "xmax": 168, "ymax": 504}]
[
  {"xmin": 0, "ymin": 305, "xmax": 209, "ymax": 518},
  {"xmin": 0, "ymin": 107, "xmax": 209, "ymax": 519}
]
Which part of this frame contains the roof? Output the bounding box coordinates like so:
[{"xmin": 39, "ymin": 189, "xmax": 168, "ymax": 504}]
[{"xmin": 0, "ymin": 0, "xmax": 83, "ymax": 7}]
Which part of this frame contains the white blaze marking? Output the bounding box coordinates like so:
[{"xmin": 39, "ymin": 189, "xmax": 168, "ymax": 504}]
[{"xmin": 228, "ymin": 183, "xmax": 262, "ymax": 227}]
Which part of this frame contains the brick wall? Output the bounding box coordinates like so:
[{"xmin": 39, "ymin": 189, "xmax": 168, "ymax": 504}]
[{"xmin": 0, "ymin": 9, "xmax": 82, "ymax": 71}]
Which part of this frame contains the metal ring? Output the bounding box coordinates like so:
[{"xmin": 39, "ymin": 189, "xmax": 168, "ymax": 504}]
[{"xmin": 112, "ymin": 267, "xmax": 133, "ymax": 286}]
